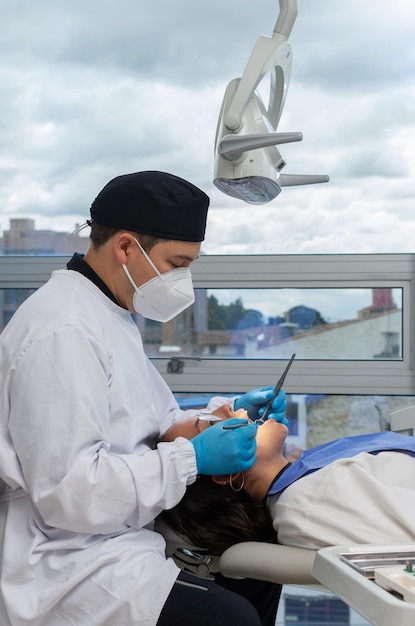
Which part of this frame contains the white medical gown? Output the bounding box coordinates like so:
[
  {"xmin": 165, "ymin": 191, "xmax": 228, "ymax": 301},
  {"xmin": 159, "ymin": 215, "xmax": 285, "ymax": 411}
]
[
  {"xmin": 269, "ymin": 450, "xmax": 415, "ymax": 549},
  {"xmin": 0, "ymin": 269, "xmax": 213, "ymax": 625}
]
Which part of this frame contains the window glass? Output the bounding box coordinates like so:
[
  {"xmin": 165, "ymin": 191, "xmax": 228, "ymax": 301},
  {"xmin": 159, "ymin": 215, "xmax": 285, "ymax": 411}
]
[
  {"xmin": 1, "ymin": 286, "xmax": 403, "ymax": 362},
  {"xmin": 175, "ymin": 392, "xmax": 415, "ymax": 451},
  {"xmin": 138, "ymin": 287, "xmax": 403, "ymax": 361},
  {"xmin": 276, "ymin": 589, "xmax": 365, "ymax": 626},
  {"xmin": 0, "ymin": 288, "xmax": 36, "ymax": 328},
  {"xmin": 0, "ymin": 219, "xmax": 89, "ymax": 256}
]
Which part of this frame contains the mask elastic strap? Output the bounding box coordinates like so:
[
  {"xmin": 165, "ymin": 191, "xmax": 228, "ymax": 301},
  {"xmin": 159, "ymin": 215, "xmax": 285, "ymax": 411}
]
[
  {"xmin": 122, "ymin": 264, "xmax": 140, "ymax": 292},
  {"xmin": 133, "ymin": 237, "xmax": 165, "ymax": 281}
]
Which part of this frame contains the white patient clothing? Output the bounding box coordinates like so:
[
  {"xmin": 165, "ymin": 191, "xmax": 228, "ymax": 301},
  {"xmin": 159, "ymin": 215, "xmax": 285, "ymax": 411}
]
[
  {"xmin": 0, "ymin": 269, "xmax": 226, "ymax": 626},
  {"xmin": 269, "ymin": 450, "xmax": 415, "ymax": 549}
]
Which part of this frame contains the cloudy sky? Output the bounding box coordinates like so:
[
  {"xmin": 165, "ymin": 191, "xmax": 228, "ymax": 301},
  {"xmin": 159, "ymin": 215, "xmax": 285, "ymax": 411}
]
[{"xmin": 1, "ymin": 0, "xmax": 414, "ymax": 256}]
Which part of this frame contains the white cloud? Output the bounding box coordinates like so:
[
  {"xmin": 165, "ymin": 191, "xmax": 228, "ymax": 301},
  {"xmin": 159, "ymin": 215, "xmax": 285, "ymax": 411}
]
[{"xmin": 0, "ymin": 0, "xmax": 414, "ymax": 256}]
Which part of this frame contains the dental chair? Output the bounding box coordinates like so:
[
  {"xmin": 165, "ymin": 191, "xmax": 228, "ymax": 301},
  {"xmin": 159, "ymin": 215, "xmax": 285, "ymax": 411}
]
[
  {"xmin": 219, "ymin": 542, "xmax": 317, "ymax": 586},
  {"xmin": 156, "ymin": 517, "xmax": 319, "ymax": 586},
  {"xmin": 377, "ymin": 403, "xmax": 415, "ymax": 436},
  {"xmin": 158, "ymin": 405, "xmax": 415, "ymax": 624},
  {"xmin": 160, "ymin": 405, "xmax": 415, "ymax": 585}
]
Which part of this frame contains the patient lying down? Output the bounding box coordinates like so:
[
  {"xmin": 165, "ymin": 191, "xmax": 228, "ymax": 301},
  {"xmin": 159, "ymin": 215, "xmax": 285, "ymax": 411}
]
[{"xmin": 160, "ymin": 406, "xmax": 415, "ymax": 554}]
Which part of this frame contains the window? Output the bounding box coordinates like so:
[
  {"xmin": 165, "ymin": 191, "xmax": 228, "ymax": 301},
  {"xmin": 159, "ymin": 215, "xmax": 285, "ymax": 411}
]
[
  {"xmin": 2, "ymin": 253, "xmax": 414, "ymax": 396},
  {"xmin": 139, "ymin": 287, "xmax": 403, "ymax": 361}
]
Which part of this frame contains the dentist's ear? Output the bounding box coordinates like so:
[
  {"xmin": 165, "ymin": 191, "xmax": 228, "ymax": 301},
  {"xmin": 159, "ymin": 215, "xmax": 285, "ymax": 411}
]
[{"xmin": 114, "ymin": 232, "xmax": 138, "ymax": 265}]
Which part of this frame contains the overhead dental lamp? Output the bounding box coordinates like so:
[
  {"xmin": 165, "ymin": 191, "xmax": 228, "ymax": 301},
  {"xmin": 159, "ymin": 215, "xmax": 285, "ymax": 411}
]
[{"xmin": 213, "ymin": 0, "xmax": 329, "ymax": 205}]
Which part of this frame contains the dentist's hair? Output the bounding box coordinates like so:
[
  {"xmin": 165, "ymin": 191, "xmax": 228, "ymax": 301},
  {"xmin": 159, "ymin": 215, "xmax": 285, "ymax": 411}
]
[{"xmin": 89, "ymin": 222, "xmax": 164, "ymax": 251}]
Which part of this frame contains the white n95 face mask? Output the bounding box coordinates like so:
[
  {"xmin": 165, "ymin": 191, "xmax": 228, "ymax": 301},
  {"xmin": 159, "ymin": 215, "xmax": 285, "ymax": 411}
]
[{"xmin": 122, "ymin": 239, "xmax": 195, "ymax": 322}]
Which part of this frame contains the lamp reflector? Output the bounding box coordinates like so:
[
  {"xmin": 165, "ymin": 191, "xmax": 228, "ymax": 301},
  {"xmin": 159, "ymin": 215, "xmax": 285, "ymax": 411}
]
[{"xmin": 214, "ymin": 176, "xmax": 281, "ymax": 205}]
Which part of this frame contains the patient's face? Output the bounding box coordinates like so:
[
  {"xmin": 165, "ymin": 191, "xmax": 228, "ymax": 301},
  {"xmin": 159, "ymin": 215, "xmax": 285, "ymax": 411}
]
[
  {"xmin": 162, "ymin": 405, "xmax": 248, "ymax": 441},
  {"xmin": 162, "ymin": 416, "xmax": 209, "ymax": 441},
  {"xmin": 162, "ymin": 406, "xmax": 288, "ymax": 463},
  {"xmin": 255, "ymin": 419, "xmax": 288, "ymax": 462}
]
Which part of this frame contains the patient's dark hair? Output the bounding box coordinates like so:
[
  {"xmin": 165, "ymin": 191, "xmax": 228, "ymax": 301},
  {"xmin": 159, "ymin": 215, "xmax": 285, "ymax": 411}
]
[{"xmin": 160, "ymin": 475, "xmax": 276, "ymax": 555}]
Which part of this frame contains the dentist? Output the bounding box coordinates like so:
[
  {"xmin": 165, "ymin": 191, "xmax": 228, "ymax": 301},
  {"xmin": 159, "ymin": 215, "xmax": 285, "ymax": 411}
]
[{"xmin": 0, "ymin": 171, "xmax": 286, "ymax": 626}]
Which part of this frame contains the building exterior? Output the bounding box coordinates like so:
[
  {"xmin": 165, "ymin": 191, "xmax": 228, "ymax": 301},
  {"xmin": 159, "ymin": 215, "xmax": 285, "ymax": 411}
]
[
  {"xmin": 1, "ymin": 219, "xmax": 89, "ymax": 255},
  {"xmin": 0, "ymin": 219, "xmax": 90, "ymax": 328}
]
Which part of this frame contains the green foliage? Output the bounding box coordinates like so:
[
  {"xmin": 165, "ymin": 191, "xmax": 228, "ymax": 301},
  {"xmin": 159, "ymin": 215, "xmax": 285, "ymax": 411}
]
[{"xmin": 208, "ymin": 295, "xmax": 264, "ymax": 330}]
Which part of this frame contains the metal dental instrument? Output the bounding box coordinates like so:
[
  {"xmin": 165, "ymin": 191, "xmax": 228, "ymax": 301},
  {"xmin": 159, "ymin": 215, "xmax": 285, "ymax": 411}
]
[
  {"xmin": 197, "ymin": 409, "xmax": 223, "ymax": 427},
  {"xmin": 222, "ymin": 353, "xmax": 296, "ymax": 429},
  {"xmin": 258, "ymin": 353, "xmax": 296, "ymax": 423},
  {"xmin": 223, "ymin": 422, "xmax": 250, "ymax": 430},
  {"xmin": 198, "ymin": 415, "xmax": 223, "ymax": 423}
]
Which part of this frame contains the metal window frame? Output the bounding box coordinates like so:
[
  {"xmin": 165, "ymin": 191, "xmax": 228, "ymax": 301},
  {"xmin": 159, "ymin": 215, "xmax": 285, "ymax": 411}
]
[{"xmin": 1, "ymin": 253, "xmax": 414, "ymax": 395}]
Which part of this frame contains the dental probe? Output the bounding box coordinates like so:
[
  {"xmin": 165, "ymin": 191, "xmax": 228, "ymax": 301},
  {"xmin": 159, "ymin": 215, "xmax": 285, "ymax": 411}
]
[
  {"xmin": 222, "ymin": 354, "xmax": 296, "ymax": 430},
  {"xmin": 223, "ymin": 422, "xmax": 250, "ymax": 430},
  {"xmin": 259, "ymin": 352, "xmax": 296, "ymax": 422}
]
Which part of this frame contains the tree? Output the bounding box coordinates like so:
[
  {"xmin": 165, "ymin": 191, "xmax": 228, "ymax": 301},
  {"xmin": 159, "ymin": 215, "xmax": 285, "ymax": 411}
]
[{"xmin": 208, "ymin": 295, "xmax": 264, "ymax": 330}]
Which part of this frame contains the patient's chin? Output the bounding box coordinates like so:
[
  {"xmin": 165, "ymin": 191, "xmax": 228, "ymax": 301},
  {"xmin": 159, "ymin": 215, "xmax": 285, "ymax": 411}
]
[
  {"xmin": 278, "ymin": 422, "xmax": 289, "ymax": 434},
  {"xmin": 262, "ymin": 420, "xmax": 288, "ymax": 434}
]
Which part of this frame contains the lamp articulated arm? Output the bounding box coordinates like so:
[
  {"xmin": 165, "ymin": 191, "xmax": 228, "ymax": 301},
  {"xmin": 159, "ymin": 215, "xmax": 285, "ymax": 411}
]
[{"xmin": 213, "ymin": 0, "xmax": 329, "ymax": 204}]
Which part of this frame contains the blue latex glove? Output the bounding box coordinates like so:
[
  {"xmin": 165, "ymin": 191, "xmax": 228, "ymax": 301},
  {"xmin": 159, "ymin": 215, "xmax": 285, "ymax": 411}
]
[
  {"xmin": 191, "ymin": 418, "xmax": 258, "ymax": 475},
  {"xmin": 234, "ymin": 387, "xmax": 288, "ymax": 425}
]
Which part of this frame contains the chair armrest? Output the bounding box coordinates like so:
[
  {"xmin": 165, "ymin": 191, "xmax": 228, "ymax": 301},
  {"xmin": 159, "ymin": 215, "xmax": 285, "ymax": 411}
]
[{"xmin": 219, "ymin": 542, "xmax": 319, "ymax": 585}]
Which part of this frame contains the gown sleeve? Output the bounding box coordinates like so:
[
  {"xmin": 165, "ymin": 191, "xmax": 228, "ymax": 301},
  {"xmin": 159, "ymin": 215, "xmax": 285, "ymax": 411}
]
[{"xmin": 8, "ymin": 324, "xmax": 197, "ymax": 534}]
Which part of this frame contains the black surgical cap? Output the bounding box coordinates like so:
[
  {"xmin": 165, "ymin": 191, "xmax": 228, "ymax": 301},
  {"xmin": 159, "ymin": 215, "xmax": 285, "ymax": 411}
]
[{"xmin": 90, "ymin": 171, "xmax": 210, "ymax": 242}]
